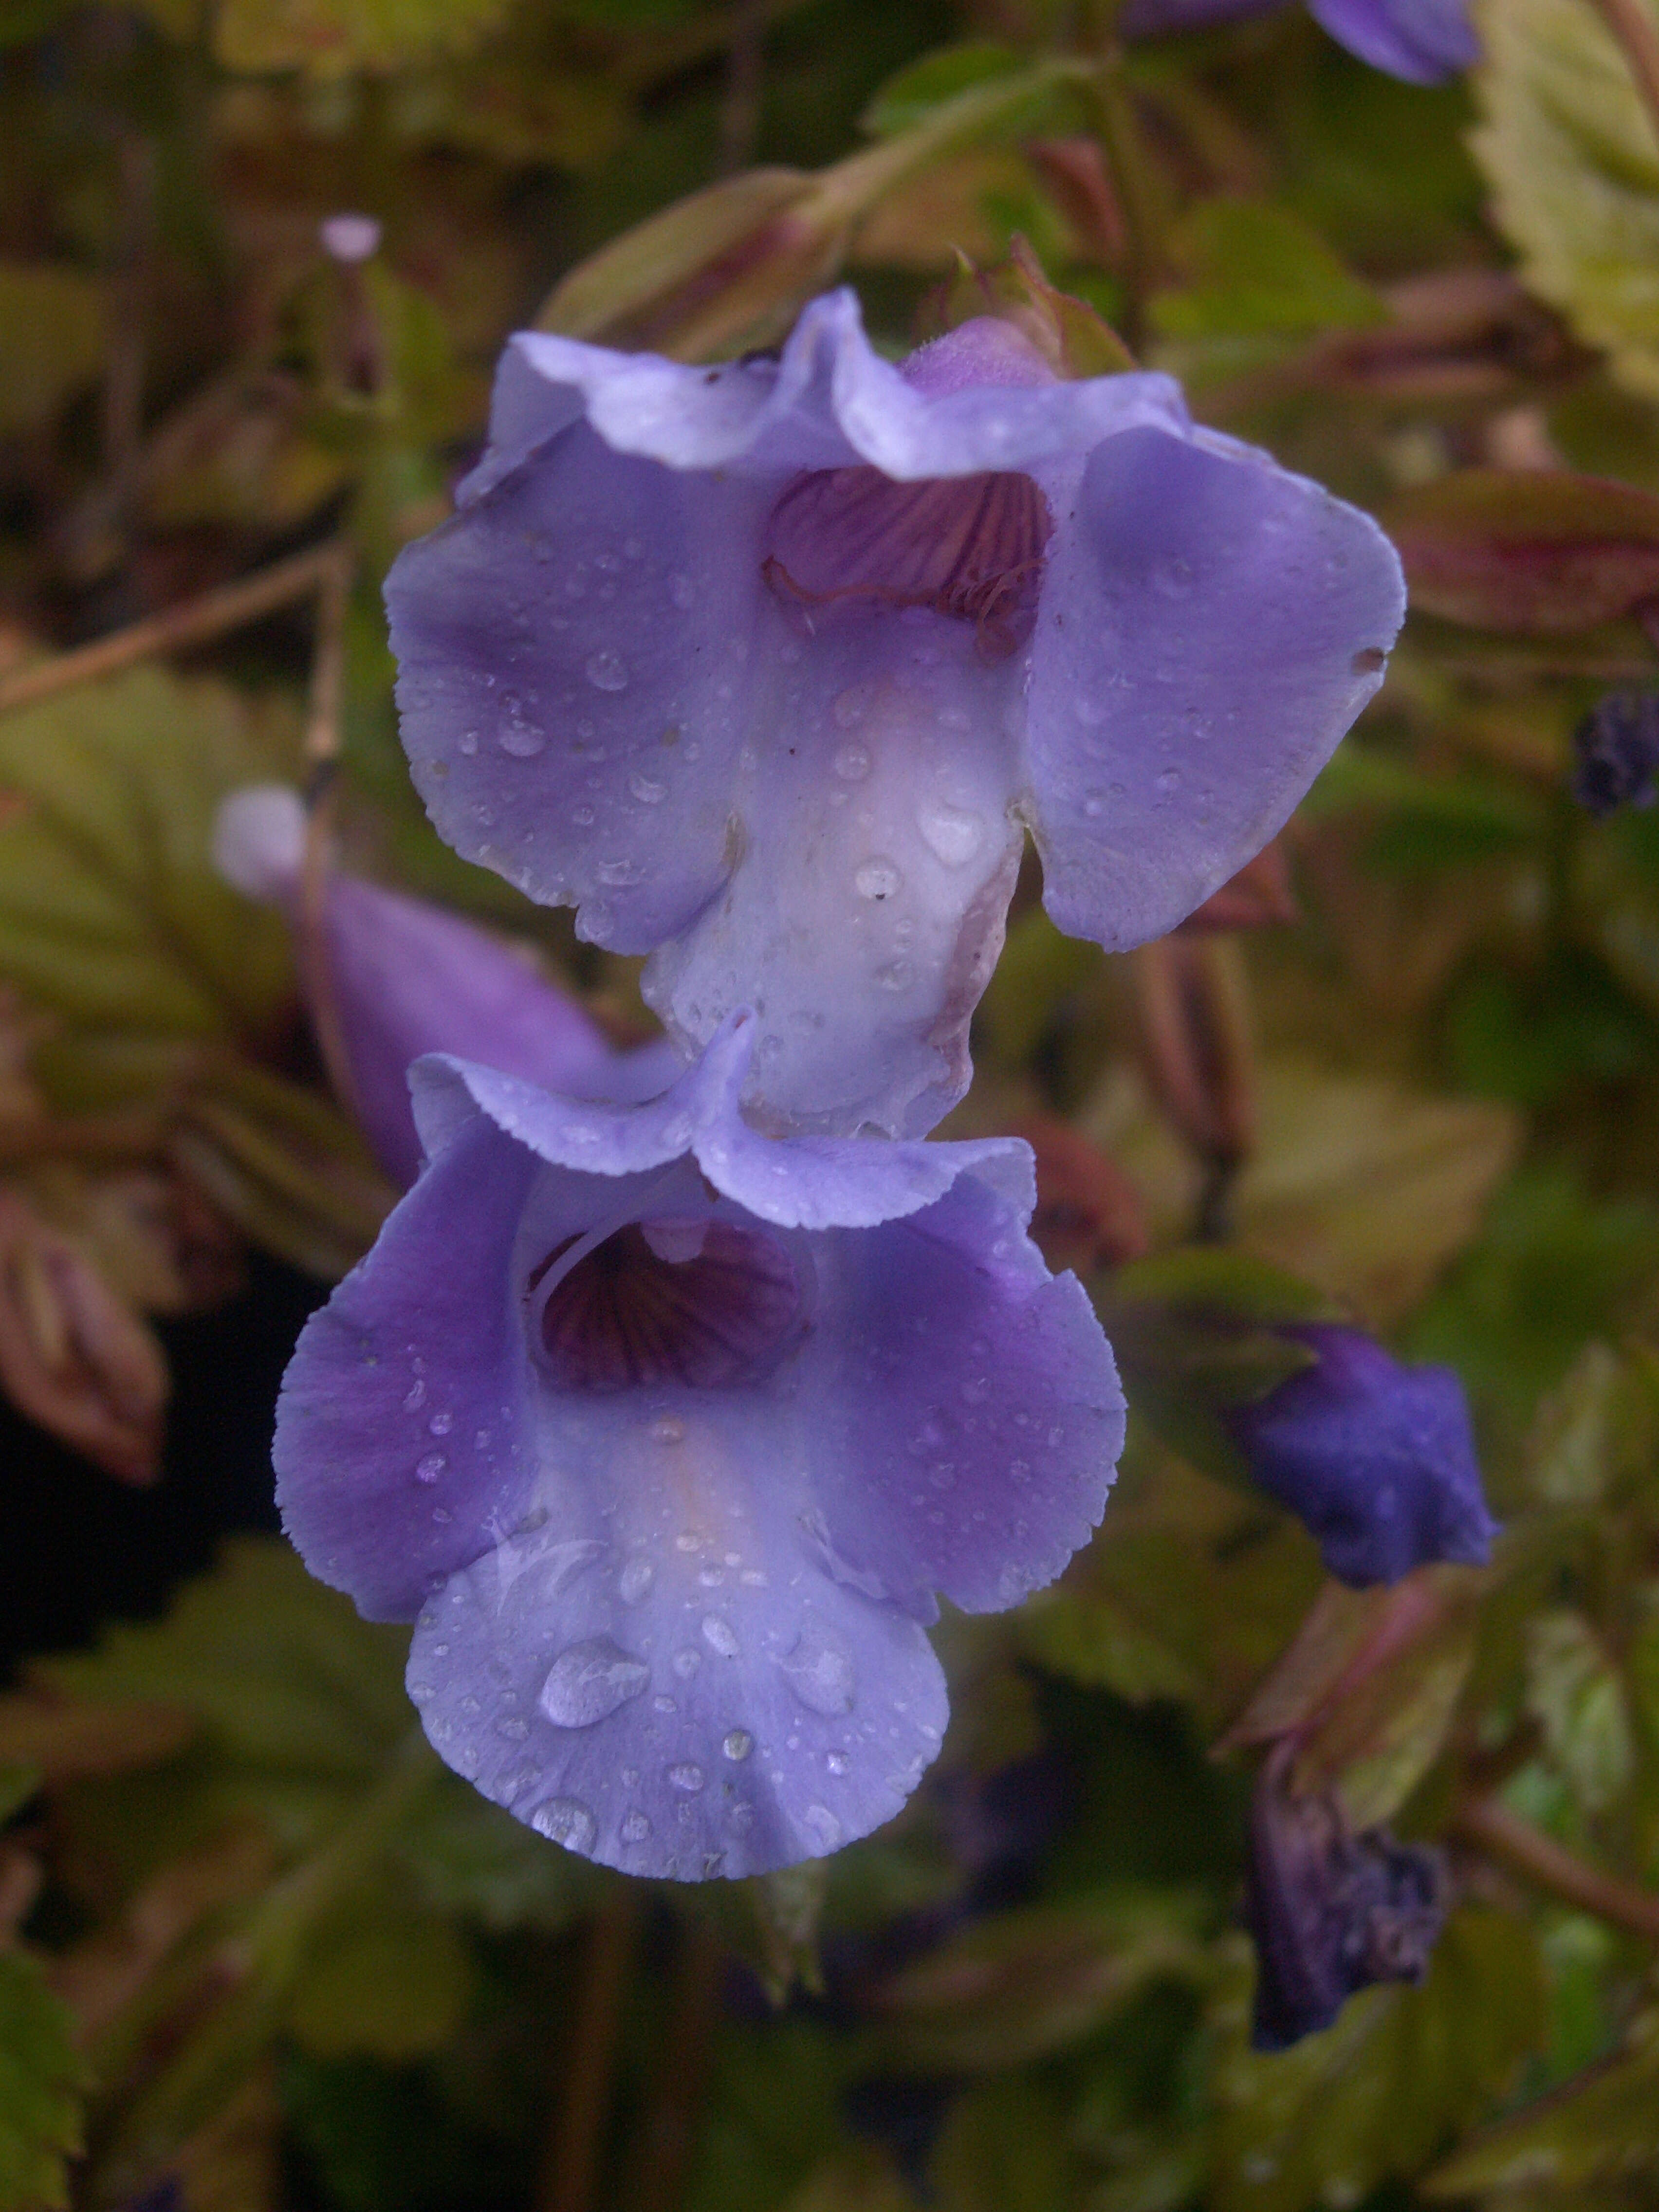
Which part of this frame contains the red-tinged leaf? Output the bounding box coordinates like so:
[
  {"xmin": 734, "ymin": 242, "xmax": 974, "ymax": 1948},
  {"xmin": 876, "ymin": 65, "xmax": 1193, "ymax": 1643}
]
[{"xmin": 1384, "ymin": 469, "xmax": 1659, "ymax": 632}]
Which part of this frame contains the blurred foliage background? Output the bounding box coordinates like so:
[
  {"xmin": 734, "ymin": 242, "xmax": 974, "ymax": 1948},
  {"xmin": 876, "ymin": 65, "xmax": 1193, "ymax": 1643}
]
[{"xmin": 7, "ymin": 0, "xmax": 1659, "ymax": 2207}]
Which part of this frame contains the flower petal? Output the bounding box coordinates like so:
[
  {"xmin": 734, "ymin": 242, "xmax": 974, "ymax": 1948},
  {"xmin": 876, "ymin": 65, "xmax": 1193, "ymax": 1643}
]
[
  {"xmin": 386, "ymin": 422, "xmax": 767, "ymax": 954},
  {"xmin": 645, "ymin": 602, "xmax": 1025, "ymax": 1136},
  {"xmin": 1026, "ymin": 424, "xmax": 1404, "ymax": 951},
  {"xmin": 406, "ymin": 1391, "xmax": 948, "ymax": 1879},
  {"xmin": 1307, "ymin": 0, "xmax": 1476, "ymax": 81},
  {"xmin": 796, "ymin": 1163, "xmax": 1125, "ymax": 1617},
  {"xmin": 274, "ymin": 1114, "xmax": 540, "ymax": 1622}
]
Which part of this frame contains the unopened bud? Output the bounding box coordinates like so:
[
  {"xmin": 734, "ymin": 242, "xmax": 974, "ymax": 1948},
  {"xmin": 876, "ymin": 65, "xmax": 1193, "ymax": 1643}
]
[{"xmin": 1571, "ymin": 688, "xmax": 1659, "ymax": 818}]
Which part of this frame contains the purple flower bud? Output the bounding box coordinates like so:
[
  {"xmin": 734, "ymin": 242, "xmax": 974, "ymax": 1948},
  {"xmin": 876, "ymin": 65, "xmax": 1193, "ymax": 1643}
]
[
  {"xmin": 273, "ymin": 1014, "xmax": 1125, "ymax": 1879},
  {"xmin": 1225, "ymin": 1325, "xmax": 1495, "ymax": 1587},
  {"xmin": 213, "ymin": 788, "xmax": 677, "ymax": 1187},
  {"xmin": 1246, "ymin": 1746, "xmax": 1445, "ymax": 2050},
  {"xmin": 385, "ymin": 288, "xmax": 1402, "ymax": 1137},
  {"xmin": 1571, "ymin": 689, "xmax": 1659, "ymax": 818},
  {"xmin": 1119, "ymin": 0, "xmax": 1477, "ymax": 84}
]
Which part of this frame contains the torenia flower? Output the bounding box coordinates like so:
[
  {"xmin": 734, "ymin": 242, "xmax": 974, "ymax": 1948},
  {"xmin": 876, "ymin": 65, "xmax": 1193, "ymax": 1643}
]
[
  {"xmin": 386, "ymin": 291, "xmax": 1403, "ymax": 1137},
  {"xmin": 1226, "ymin": 1324, "xmax": 1496, "ymax": 1587},
  {"xmin": 273, "ymin": 1015, "xmax": 1124, "ymax": 1878},
  {"xmin": 214, "ymin": 787, "xmax": 677, "ymax": 1187},
  {"xmin": 1119, "ymin": 0, "xmax": 1476, "ymax": 84}
]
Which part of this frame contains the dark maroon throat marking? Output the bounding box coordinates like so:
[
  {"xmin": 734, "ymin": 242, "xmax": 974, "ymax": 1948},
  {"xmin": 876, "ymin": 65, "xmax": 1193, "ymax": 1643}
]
[
  {"xmin": 762, "ymin": 466, "xmax": 1052, "ymax": 659},
  {"xmin": 532, "ymin": 1218, "xmax": 802, "ymax": 1392}
]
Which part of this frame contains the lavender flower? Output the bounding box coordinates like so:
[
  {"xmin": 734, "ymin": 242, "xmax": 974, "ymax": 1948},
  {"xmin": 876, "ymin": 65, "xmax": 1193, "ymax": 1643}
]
[
  {"xmin": 1119, "ymin": 0, "xmax": 1477, "ymax": 84},
  {"xmin": 386, "ymin": 291, "xmax": 1403, "ymax": 1137},
  {"xmin": 1571, "ymin": 689, "xmax": 1659, "ymax": 818},
  {"xmin": 273, "ymin": 1014, "xmax": 1124, "ymax": 1878},
  {"xmin": 1246, "ymin": 1744, "xmax": 1445, "ymax": 2050},
  {"xmin": 214, "ymin": 787, "xmax": 677, "ymax": 1187},
  {"xmin": 1226, "ymin": 1324, "xmax": 1496, "ymax": 1587}
]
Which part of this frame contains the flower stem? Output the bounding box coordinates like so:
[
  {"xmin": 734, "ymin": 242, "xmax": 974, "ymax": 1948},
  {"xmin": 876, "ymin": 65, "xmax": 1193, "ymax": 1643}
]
[
  {"xmin": 621, "ymin": 1916, "xmax": 724, "ymax": 2212},
  {"xmin": 1586, "ymin": 0, "xmax": 1659, "ymax": 157},
  {"xmin": 535, "ymin": 1889, "xmax": 643, "ymax": 2212},
  {"xmin": 0, "ymin": 543, "xmax": 347, "ymax": 717},
  {"xmin": 1452, "ymin": 1794, "xmax": 1659, "ymax": 1944}
]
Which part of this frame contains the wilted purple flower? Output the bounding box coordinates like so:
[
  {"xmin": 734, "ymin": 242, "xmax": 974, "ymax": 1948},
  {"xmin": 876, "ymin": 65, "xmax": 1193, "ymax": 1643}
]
[
  {"xmin": 214, "ymin": 787, "xmax": 677, "ymax": 1188},
  {"xmin": 386, "ymin": 290, "xmax": 1403, "ymax": 1138},
  {"xmin": 1246, "ymin": 1744, "xmax": 1445, "ymax": 2050},
  {"xmin": 1571, "ymin": 689, "xmax": 1659, "ymax": 818},
  {"xmin": 1226, "ymin": 1324, "xmax": 1496, "ymax": 1587},
  {"xmin": 1119, "ymin": 0, "xmax": 1476, "ymax": 83},
  {"xmin": 273, "ymin": 1014, "xmax": 1124, "ymax": 1878}
]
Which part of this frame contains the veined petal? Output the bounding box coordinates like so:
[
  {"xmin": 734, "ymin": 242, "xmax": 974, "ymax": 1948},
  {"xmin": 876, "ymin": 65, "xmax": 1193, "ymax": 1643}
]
[
  {"xmin": 1025, "ymin": 424, "xmax": 1404, "ymax": 952},
  {"xmin": 1308, "ymin": 0, "xmax": 1476, "ymax": 80}
]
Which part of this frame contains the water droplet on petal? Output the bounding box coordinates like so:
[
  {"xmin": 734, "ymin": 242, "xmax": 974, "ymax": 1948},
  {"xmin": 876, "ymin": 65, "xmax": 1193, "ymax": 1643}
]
[
  {"xmin": 832, "ymin": 741, "xmax": 871, "ymax": 782},
  {"xmin": 650, "ymin": 1417, "xmax": 686, "ymax": 1445},
  {"xmin": 826, "ymin": 1749, "xmax": 849, "ymax": 1775},
  {"xmin": 585, "ymin": 647, "xmax": 629, "ymax": 692},
  {"xmin": 854, "ymin": 857, "xmax": 901, "ymax": 902},
  {"xmin": 532, "ymin": 1798, "xmax": 597, "ymax": 1852},
  {"xmin": 403, "ymin": 1379, "xmax": 426, "ymax": 1413},
  {"xmin": 539, "ymin": 1636, "xmax": 649, "ymax": 1728},
  {"xmin": 875, "ymin": 958, "xmax": 914, "ymax": 992},
  {"xmin": 702, "ymin": 1615, "xmax": 740, "ymax": 1659},
  {"xmin": 619, "ymin": 1555, "xmax": 655, "ymax": 1604},
  {"xmin": 415, "ymin": 1453, "xmax": 446, "ymax": 1484},
  {"xmin": 833, "ymin": 683, "xmax": 874, "ymax": 728},
  {"xmin": 668, "ymin": 1762, "xmax": 705, "ymax": 1793},
  {"xmin": 917, "ymin": 800, "xmax": 983, "ymax": 867},
  {"xmin": 428, "ymin": 1411, "xmax": 452, "ymax": 1436},
  {"xmin": 778, "ymin": 1624, "xmax": 855, "ymax": 1715},
  {"xmin": 621, "ymin": 1809, "xmax": 651, "ymax": 1843},
  {"xmin": 672, "ymin": 1648, "xmax": 701, "ymax": 1679},
  {"xmin": 722, "ymin": 1729, "xmax": 753, "ymax": 1762},
  {"xmin": 801, "ymin": 1803, "xmax": 842, "ymax": 1850},
  {"xmin": 498, "ymin": 707, "xmax": 546, "ymax": 757},
  {"xmin": 628, "ymin": 770, "xmax": 666, "ymax": 804},
  {"xmin": 458, "ymin": 730, "xmax": 479, "ymax": 756}
]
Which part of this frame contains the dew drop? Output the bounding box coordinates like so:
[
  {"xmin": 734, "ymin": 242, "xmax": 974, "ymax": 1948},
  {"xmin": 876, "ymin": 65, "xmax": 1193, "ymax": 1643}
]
[
  {"xmin": 875, "ymin": 958, "xmax": 914, "ymax": 992},
  {"xmin": 1155, "ymin": 767, "xmax": 1181, "ymax": 795},
  {"xmin": 854, "ymin": 857, "xmax": 901, "ymax": 902},
  {"xmin": 428, "ymin": 1411, "xmax": 453, "ymax": 1437},
  {"xmin": 833, "ymin": 683, "xmax": 873, "ymax": 728},
  {"xmin": 458, "ymin": 730, "xmax": 479, "ymax": 756},
  {"xmin": 1082, "ymin": 790, "xmax": 1106, "ymax": 819},
  {"xmin": 672, "ymin": 1648, "xmax": 702, "ymax": 1679},
  {"xmin": 415, "ymin": 1453, "xmax": 446, "ymax": 1484},
  {"xmin": 585, "ymin": 647, "xmax": 629, "ymax": 692},
  {"xmin": 532, "ymin": 1798, "xmax": 597, "ymax": 1852},
  {"xmin": 917, "ymin": 800, "xmax": 983, "ymax": 868},
  {"xmin": 498, "ymin": 708, "xmax": 546, "ymax": 757},
  {"xmin": 667, "ymin": 1762, "xmax": 705, "ymax": 1793},
  {"xmin": 702, "ymin": 1615, "xmax": 740, "ymax": 1659},
  {"xmin": 621, "ymin": 1809, "xmax": 651, "ymax": 1843},
  {"xmin": 832, "ymin": 741, "xmax": 871, "ymax": 782},
  {"xmin": 778, "ymin": 1624, "xmax": 855, "ymax": 1715},
  {"xmin": 619, "ymin": 1555, "xmax": 655, "ymax": 1604},
  {"xmin": 722, "ymin": 1729, "xmax": 753, "ymax": 1762},
  {"xmin": 571, "ymin": 803, "xmax": 596, "ymax": 827},
  {"xmin": 801, "ymin": 1803, "xmax": 842, "ymax": 1850},
  {"xmin": 403, "ymin": 1378, "xmax": 426, "ymax": 1413},
  {"xmin": 539, "ymin": 1636, "xmax": 649, "ymax": 1728},
  {"xmin": 650, "ymin": 1417, "xmax": 686, "ymax": 1445},
  {"xmin": 826, "ymin": 1749, "xmax": 849, "ymax": 1775},
  {"xmin": 628, "ymin": 770, "xmax": 666, "ymax": 804}
]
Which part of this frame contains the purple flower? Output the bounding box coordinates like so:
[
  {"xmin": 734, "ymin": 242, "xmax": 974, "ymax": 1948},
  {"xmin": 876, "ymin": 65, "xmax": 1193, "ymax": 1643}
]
[
  {"xmin": 1246, "ymin": 1744, "xmax": 1445, "ymax": 2049},
  {"xmin": 1571, "ymin": 689, "xmax": 1659, "ymax": 818},
  {"xmin": 385, "ymin": 292, "xmax": 1403, "ymax": 1137},
  {"xmin": 1226, "ymin": 1325, "xmax": 1496, "ymax": 1587},
  {"xmin": 1118, "ymin": 0, "xmax": 1477, "ymax": 83},
  {"xmin": 272, "ymin": 1014, "xmax": 1124, "ymax": 1878},
  {"xmin": 214, "ymin": 787, "xmax": 678, "ymax": 1187}
]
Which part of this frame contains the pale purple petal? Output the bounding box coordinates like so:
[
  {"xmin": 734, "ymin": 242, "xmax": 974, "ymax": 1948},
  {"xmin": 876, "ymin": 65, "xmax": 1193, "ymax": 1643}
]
[
  {"xmin": 797, "ymin": 1166, "xmax": 1124, "ymax": 1618},
  {"xmin": 1025, "ymin": 425, "xmax": 1403, "ymax": 951},
  {"xmin": 274, "ymin": 1114, "xmax": 539, "ymax": 1621},
  {"xmin": 406, "ymin": 1398, "xmax": 948, "ymax": 1880},
  {"xmin": 1308, "ymin": 0, "xmax": 1475, "ymax": 80}
]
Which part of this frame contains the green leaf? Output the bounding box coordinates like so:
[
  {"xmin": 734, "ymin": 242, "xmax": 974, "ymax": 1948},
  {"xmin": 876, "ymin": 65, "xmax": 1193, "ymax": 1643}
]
[
  {"xmin": 1424, "ymin": 2007, "xmax": 1659, "ymax": 2194},
  {"xmin": 861, "ymin": 42, "xmax": 1024, "ymax": 137},
  {"xmin": 286, "ymin": 1890, "xmax": 472, "ymax": 2061},
  {"xmin": 1474, "ymin": 0, "xmax": 1659, "ymax": 396},
  {"xmin": 1150, "ymin": 198, "xmax": 1384, "ymax": 341},
  {"xmin": 871, "ymin": 1893, "xmax": 1209, "ymax": 2071},
  {"xmin": 1526, "ymin": 1611, "xmax": 1635, "ymax": 1815},
  {"xmin": 0, "ymin": 667, "xmax": 295, "ymax": 1104},
  {"xmin": 930, "ymin": 2073, "xmax": 1080, "ymax": 2212},
  {"xmin": 0, "ymin": 263, "xmax": 104, "ymax": 435},
  {"xmin": 1212, "ymin": 1907, "xmax": 1546, "ymax": 2212},
  {"xmin": 0, "ymin": 1952, "xmax": 88, "ymax": 2212},
  {"xmin": 213, "ymin": 0, "xmax": 510, "ymax": 75}
]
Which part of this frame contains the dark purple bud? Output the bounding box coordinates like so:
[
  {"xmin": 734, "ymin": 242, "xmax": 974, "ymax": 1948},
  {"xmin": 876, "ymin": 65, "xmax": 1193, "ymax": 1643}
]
[
  {"xmin": 1571, "ymin": 689, "xmax": 1659, "ymax": 819},
  {"xmin": 1225, "ymin": 1325, "xmax": 1496, "ymax": 1587},
  {"xmin": 1246, "ymin": 1746, "xmax": 1445, "ymax": 2050}
]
